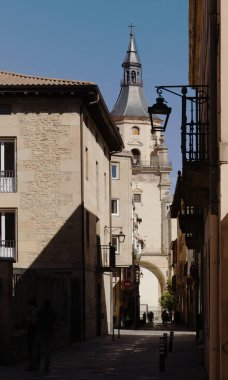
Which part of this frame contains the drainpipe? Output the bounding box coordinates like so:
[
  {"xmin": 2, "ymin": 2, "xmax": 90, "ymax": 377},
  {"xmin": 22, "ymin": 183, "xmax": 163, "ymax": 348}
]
[
  {"xmin": 80, "ymin": 94, "xmax": 100, "ymax": 341},
  {"xmin": 80, "ymin": 106, "xmax": 86, "ymax": 341}
]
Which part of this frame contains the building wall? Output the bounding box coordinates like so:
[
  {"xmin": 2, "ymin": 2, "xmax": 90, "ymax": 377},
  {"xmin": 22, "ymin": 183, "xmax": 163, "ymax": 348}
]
[
  {"xmin": 111, "ymin": 152, "xmax": 133, "ymax": 267},
  {"xmin": 0, "ymin": 97, "xmax": 82, "ymax": 269},
  {"xmin": 189, "ymin": 0, "xmax": 228, "ymax": 378},
  {"xmin": 0, "ymin": 95, "xmax": 113, "ymax": 343},
  {"xmin": 134, "ymin": 178, "xmax": 162, "ymax": 253},
  {"xmin": 219, "ymin": 1, "xmax": 228, "ymax": 379},
  {"xmin": 113, "ymin": 114, "xmax": 173, "ymax": 307},
  {"xmin": 110, "ymin": 152, "xmax": 133, "ymax": 327}
]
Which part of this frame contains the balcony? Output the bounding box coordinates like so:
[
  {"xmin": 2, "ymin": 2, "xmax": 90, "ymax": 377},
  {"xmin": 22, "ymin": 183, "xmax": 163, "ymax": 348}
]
[
  {"xmin": 182, "ymin": 162, "xmax": 209, "ymax": 206},
  {"xmin": 0, "ymin": 240, "xmax": 16, "ymax": 261},
  {"xmin": 132, "ymin": 160, "xmax": 172, "ymax": 173},
  {"xmin": 181, "ymin": 91, "xmax": 210, "ymax": 206},
  {"xmin": 185, "ymin": 233, "xmax": 202, "ymax": 250},
  {"xmin": 0, "ymin": 171, "xmax": 16, "ymax": 192},
  {"xmin": 179, "ymin": 206, "xmax": 203, "ymax": 234},
  {"xmin": 97, "ymin": 244, "xmax": 116, "ymax": 272}
]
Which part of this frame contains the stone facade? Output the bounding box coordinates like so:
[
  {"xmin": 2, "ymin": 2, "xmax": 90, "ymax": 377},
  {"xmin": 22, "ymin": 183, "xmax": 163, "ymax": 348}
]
[
  {"xmin": 171, "ymin": 1, "xmax": 228, "ymax": 378},
  {"xmin": 111, "ymin": 30, "xmax": 175, "ymax": 317},
  {"xmin": 114, "ymin": 115, "xmax": 173, "ymax": 297},
  {"xmin": 0, "ymin": 73, "xmax": 123, "ymax": 361}
]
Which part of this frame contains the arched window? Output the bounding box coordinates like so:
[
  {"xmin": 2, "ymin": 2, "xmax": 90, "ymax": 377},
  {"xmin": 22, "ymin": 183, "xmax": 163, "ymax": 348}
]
[
  {"xmin": 132, "ymin": 149, "xmax": 141, "ymax": 165},
  {"xmin": 132, "ymin": 126, "xmax": 140, "ymax": 135},
  {"xmin": 126, "ymin": 71, "xmax": 130, "ymax": 83},
  {"xmin": 131, "ymin": 70, "xmax": 136, "ymax": 83}
]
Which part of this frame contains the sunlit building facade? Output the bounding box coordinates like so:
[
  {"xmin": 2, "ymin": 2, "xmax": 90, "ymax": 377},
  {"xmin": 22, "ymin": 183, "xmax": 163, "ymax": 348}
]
[
  {"xmin": 0, "ymin": 71, "xmax": 123, "ymax": 362},
  {"xmin": 111, "ymin": 30, "xmax": 174, "ymax": 317}
]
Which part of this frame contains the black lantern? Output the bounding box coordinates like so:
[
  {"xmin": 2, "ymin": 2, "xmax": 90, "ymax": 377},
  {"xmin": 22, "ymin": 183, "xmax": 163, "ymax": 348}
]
[
  {"xmin": 118, "ymin": 229, "xmax": 126, "ymax": 243},
  {"xmin": 104, "ymin": 226, "xmax": 126, "ymax": 243},
  {"xmin": 148, "ymin": 95, "xmax": 172, "ymax": 133}
]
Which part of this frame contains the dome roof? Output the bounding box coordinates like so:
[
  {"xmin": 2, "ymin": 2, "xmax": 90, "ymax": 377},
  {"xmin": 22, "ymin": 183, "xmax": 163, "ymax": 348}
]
[{"xmin": 111, "ymin": 30, "xmax": 149, "ymax": 118}]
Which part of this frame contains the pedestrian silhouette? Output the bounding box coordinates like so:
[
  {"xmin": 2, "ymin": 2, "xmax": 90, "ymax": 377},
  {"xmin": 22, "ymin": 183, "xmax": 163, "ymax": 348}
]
[
  {"xmin": 25, "ymin": 298, "xmax": 39, "ymax": 370},
  {"xmin": 161, "ymin": 310, "xmax": 169, "ymax": 325},
  {"xmin": 32, "ymin": 298, "xmax": 56, "ymax": 372},
  {"xmin": 147, "ymin": 311, "xmax": 154, "ymax": 324}
]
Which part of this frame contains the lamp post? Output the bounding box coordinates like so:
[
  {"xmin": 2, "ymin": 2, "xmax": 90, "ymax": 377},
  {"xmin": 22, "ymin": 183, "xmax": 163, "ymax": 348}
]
[
  {"xmin": 118, "ymin": 230, "xmax": 126, "ymax": 243},
  {"xmin": 149, "ymin": 85, "xmax": 209, "ymax": 333},
  {"xmin": 148, "ymin": 93, "xmax": 172, "ymax": 133},
  {"xmin": 104, "ymin": 226, "xmax": 126, "ymax": 243}
]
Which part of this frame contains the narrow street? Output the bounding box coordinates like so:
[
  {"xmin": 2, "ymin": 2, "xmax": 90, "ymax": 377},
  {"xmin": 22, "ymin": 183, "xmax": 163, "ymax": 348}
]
[{"xmin": 0, "ymin": 325, "xmax": 208, "ymax": 380}]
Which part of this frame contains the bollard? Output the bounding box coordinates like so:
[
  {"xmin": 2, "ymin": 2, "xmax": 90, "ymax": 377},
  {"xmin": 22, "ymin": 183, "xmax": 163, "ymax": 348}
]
[
  {"xmin": 163, "ymin": 333, "xmax": 168, "ymax": 358},
  {"xmin": 169, "ymin": 331, "xmax": 174, "ymax": 352},
  {"xmin": 159, "ymin": 337, "xmax": 165, "ymax": 372}
]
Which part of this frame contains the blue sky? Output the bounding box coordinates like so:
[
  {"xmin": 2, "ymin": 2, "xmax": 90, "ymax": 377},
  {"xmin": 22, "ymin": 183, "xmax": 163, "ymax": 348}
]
[{"xmin": 0, "ymin": 0, "xmax": 188, "ymax": 190}]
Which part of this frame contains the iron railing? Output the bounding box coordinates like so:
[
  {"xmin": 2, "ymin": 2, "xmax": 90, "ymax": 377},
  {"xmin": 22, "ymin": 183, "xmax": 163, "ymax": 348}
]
[
  {"xmin": 0, "ymin": 240, "xmax": 16, "ymax": 261},
  {"xmin": 132, "ymin": 161, "xmax": 172, "ymax": 170},
  {"xmin": 0, "ymin": 170, "xmax": 16, "ymax": 192},
  {"xmin": 181, "ymin": 87, "xmax": 209, "ymax": 163},
  {"xmin": 97, "ymin": 244, "xmax": 116, "ymax": 271}
]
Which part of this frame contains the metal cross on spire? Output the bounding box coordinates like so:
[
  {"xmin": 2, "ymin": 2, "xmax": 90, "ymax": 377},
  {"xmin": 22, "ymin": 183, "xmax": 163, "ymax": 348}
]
[{"xmin": 128, "ymin": 22, "xmax": 135, "ymax": 34}]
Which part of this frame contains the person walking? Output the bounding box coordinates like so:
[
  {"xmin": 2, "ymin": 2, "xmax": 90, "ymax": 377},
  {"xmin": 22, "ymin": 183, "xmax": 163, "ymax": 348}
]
[
  {"xmin": 147, "ymin": 311, "xmax": 154, "ymax": 325},
  {"xmin": 161, "ymin": 309, "xmax": 168, "ymax": 325},
  {"xmin": 32, "ymin": 298, "xmax": 56, "ymax": 372},
  {"xmin": 25, "ymin": 298, "xmax": 39, "ymax": 370}
]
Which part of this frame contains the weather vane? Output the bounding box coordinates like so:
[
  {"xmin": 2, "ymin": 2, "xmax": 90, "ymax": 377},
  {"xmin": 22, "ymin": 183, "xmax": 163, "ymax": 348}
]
[{"xmin": 128, "ymin": 22, "xmax": 135, "ymax": 34}]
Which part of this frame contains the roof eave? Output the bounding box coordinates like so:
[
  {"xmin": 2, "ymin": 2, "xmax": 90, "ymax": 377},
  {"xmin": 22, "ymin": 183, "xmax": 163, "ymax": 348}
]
[{"xmin": 0, "ymin": 83, "xmax": 124, "ymax": 152}]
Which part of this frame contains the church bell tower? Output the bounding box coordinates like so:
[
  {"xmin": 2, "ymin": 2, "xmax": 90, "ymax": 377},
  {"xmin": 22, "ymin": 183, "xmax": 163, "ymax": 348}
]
[{"xmin": 111, "ymin": 28, "xmax": 173, "ymax": 305}]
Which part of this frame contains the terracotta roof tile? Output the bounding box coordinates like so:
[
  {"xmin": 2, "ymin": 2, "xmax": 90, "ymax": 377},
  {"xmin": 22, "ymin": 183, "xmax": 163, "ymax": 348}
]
[{"xmin": 0, "ymin": 71, "xmax": 94, "ymax": 86}]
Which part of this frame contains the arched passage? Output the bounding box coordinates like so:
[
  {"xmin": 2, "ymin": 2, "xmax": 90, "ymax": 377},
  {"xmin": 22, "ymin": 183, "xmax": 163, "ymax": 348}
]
[
  {"xmin": 139, "ymin": 260, "xmax": 166, "ymax": 321},
  {"xmin": 140, "ymin": 260, "xmax": 166, "ymax": 292}
]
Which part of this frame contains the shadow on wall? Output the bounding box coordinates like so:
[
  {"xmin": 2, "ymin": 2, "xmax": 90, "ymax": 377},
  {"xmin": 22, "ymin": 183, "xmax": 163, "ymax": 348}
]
[{"xmin": 11, "ymin": 205, "xmax": 108, "ymax": 361}]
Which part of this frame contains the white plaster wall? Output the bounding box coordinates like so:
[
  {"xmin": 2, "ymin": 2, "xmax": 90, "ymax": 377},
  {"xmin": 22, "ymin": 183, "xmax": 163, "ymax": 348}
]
[
  {"xmin": 111, "ymin": 153, "xmax": 133, "ymax": 267},
  {"xmin": 134, "ymin": 178, "xmax": 161, "ymax": 253},
  {"xmin": 113, "ymin": 115, "xmax": 172, "ymax": 307}
]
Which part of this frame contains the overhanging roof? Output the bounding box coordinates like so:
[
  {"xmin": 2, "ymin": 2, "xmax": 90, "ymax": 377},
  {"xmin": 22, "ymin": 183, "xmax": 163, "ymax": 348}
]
[{"xmin": 0, "ymin": 71, "xmax": 124, "ymax": 152}]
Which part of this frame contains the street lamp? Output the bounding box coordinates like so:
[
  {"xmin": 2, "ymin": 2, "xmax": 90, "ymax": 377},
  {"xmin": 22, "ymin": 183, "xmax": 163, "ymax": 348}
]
[
  {"xmin": 104, "ymin": 226, "xmax": 126, "ymax": 243},
  {"xmin": 118, "ymin": 229, "xmax": 126, "ymax": 243},
  {"xmin": 148, "ymin": 94, "xmax": 172, "ymax": 133}
]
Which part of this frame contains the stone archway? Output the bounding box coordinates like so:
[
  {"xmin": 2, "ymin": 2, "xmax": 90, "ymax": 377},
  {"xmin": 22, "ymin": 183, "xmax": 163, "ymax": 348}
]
[
  {"xmin": 139, "ymin": 260, "xmax": 166, "ymax": 322},
  {"xmin": 139, "ymin": 260, "xmax": 166, "ymax": 294}
]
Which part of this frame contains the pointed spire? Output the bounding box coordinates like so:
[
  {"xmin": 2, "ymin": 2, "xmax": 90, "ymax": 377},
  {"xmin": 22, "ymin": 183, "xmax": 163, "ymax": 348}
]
[
  {"xmin": 111, "ymin": 27, "xmax": 148, "ymax": 117},
  {"xmin": 122, "ymin": 27, "xmax": 142, "ymax": 86},
  {"xmin": 123, "ymin": 28, "xmax": 141, "ymax": 68}
]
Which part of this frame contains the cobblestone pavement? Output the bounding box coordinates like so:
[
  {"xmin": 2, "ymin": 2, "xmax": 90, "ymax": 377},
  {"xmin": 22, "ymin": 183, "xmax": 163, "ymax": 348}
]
[{"xmin": 0, "ymin": 327, "xmax": 208, "ymax": 380}]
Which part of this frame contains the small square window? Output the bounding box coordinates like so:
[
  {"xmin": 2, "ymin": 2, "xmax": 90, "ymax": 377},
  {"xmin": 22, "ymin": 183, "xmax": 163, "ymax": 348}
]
[
  {"xmin": 132, "ymin": 126, "xmax": 140, "ymax": 135},
  {"xmin": 111, "ymin": 199, "xmax": 119, "ymax": 215},
  {"xmin": 111, "ymin": 163, "xmax": 119, "ymax": 179},
  {"xmin": 133, "ymin": 194, "xmax": 141, "ymax": 203}
]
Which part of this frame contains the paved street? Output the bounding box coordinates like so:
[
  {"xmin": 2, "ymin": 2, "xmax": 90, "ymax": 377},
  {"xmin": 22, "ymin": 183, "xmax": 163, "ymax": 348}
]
[{"xmin": 0, "ymin": 327, "xmax": 208, "ymax": 379}]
